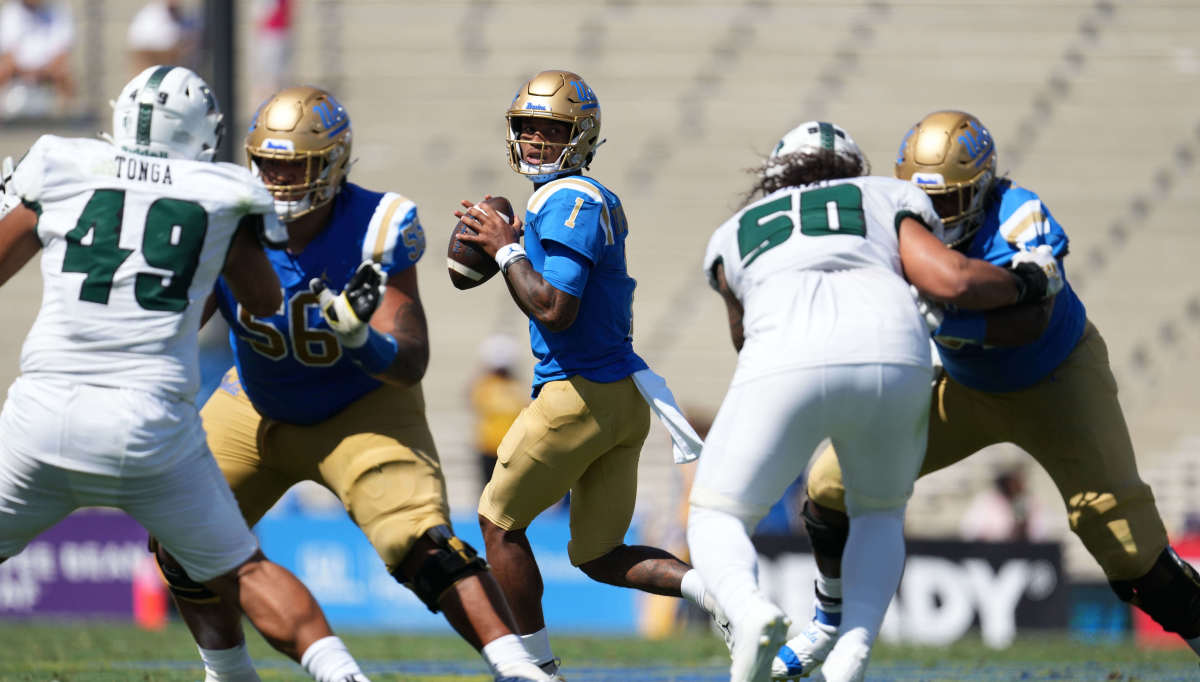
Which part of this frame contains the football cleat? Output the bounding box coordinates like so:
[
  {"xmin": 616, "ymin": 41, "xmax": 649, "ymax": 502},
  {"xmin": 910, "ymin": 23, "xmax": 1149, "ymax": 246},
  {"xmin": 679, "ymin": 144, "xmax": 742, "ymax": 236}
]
[
  {"xmin": 731, "ymin": 598, "xmax": 791, "ymax": 682},
  {"xmin": 495, "ymin": 659, "xmax": 556, "ymax": 682},
  {"xmin": 713, "ymin": 601, "xmax": 735, "ymax": 653},
  {"xmin": 771, "ymin": 619, "xmax": 838, "ymax": 680}
]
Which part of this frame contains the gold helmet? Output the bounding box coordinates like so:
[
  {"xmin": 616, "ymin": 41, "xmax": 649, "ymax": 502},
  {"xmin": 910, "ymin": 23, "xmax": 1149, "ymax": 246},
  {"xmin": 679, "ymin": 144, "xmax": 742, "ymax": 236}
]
[
  {"xmin": 506, "ymin": 69, "xmax": 601, "ymax": 180},
  {"xmin": 245, "ymin": 86, "xmax": 352, "ymax": 221},
  {"xmin": 895, "ymin": 110, "xmax": 996, "ymax": 248}
]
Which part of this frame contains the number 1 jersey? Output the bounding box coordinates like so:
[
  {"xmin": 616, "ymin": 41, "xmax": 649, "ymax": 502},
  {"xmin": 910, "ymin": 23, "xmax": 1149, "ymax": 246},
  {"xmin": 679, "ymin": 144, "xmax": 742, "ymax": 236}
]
[
  {"xmin": 703, "ymin": 176, "xmax": 941, "ymax": 379},
  {"xmin": 7, "ymin": 135, "xmax": 276, "ymax": 400}
]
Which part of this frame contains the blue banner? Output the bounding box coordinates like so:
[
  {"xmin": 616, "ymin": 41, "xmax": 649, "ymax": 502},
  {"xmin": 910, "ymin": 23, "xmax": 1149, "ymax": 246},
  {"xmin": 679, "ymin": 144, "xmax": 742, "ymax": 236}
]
[{"xmin": 254, "ymin": 510, "xmax": 637, "ymax": 632}]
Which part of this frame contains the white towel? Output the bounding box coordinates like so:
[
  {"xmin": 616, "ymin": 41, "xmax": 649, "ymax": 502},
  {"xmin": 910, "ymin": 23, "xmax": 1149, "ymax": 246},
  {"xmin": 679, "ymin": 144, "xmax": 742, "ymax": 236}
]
[{"xmin": 631, "ymin": 368, "xmax": 703, "ymax": 464}]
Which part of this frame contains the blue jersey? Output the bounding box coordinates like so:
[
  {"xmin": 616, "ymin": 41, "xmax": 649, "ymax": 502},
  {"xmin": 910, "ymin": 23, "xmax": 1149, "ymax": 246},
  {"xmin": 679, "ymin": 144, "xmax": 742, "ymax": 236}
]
[
  {"xmin": 212, "ymin": 183, "xmax": 426, "ymax": 423},
  {"xmin": 522, "ymin": 175, "xmax": 647, "ymax": 391},
  {"xmin": 935, "ymin": 180, "xmax": 1087, "ymax": 392}
]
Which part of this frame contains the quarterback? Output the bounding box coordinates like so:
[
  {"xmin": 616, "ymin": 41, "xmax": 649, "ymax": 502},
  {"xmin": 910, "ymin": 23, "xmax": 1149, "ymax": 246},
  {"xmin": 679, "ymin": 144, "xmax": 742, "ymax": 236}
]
[
  {"xmin": 154, "ymin": 86, "xmax": 553, "ymax": 682},
  {"xmin": 456, "ymin": 69, "xmax": 727, "ymax": 678},
  {"xmin": 0, "ymin": 66, "xmax": 371, "ymax": 681},
  {"xmin": 688, "ymin": 120, "xmax": 1059, "ymax": 682},
  {"xmin": 774, "ymin": 111, "xmax": 1200, "ymax": 680}
]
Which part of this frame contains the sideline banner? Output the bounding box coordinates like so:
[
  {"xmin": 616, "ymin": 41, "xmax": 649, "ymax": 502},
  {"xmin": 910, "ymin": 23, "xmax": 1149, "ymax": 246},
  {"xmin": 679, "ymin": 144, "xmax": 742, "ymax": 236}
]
[
  {"xmin": 0, "ymin": 508, "xmax": 147, "ymax": 617},
  {"xmin": 255, "ymin": 511, "xmax": 638, "ymax": 632},
  {"xmin": 754, "ymin": 535, "xmax": 1067, "ymax": 648}
]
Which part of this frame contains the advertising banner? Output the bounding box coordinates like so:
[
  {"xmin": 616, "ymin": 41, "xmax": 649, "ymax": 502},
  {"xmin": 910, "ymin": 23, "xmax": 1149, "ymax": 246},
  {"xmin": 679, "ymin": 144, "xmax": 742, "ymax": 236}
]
[
  {"xmin": 255, "ymin": 511, "xmax": 637, "ymax": 632},
  {"xmin": 0, "ymin": 508, "xmax": 147, "ymax": 617},
  {"xmin": 754, "ymin": 535, "xmax": 1067, "ymax": 648}
]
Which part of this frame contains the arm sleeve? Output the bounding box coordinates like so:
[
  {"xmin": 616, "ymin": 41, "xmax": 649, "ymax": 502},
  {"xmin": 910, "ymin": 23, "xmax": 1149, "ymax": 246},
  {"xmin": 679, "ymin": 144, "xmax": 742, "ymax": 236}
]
[{"xmin": 541, "ymin": 240, "xmax": 590, "ymax": 298}]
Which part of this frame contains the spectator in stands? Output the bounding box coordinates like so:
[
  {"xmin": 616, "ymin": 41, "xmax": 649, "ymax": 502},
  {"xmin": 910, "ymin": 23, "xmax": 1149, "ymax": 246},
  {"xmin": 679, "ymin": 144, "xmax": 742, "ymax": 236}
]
[
  {"xmin": 469, "ymin": 333, "xmax": 528, "ymax": 491},
  {"xmin": 127, "ymin": 1, "xmax": 201, "ymax": 77},
  {"xmin": 0, "ymin": 0, "xmax": 74, "ymax": 119},
  {"xmin": 251, "ymin": 0, "xmax": 293, "ymax": 106},
  {"xmin": 959, "ymin": 465, "xmax": 1053, "ymax": 542}
]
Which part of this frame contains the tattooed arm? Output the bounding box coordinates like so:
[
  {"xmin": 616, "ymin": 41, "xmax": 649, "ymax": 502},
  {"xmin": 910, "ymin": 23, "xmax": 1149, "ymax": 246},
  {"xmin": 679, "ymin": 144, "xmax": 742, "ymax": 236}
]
[
  {"xmin": 368, "ymin": 266, "xmax": 430, "ymax": 385},
  {"xmin": 500, "ymin": 258, "xmax": 580, "ymax": 332}
]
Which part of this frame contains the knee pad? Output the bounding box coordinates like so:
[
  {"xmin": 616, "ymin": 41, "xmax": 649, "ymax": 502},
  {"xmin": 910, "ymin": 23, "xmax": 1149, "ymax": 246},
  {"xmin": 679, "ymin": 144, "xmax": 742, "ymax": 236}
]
[
  {"xmin": 392, "ymin": 525, "xmax": 488, "ymax": 613},
  {"xmin": 802, "ymin": 499, "xmax": 850, "ymax": 559},
  {"xmin": 149, "ymin": 536, "xmax": 219, "ymax": 604},
  {"xmin": 1110, "ymin": 547, "xmax": 1200, "ymax": 639}
]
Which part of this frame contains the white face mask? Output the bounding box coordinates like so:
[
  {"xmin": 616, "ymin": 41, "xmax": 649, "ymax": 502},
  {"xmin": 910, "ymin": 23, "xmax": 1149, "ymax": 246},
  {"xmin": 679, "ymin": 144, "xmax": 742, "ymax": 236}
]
[{"xmin": 274, "ymin": 195, "xmax": 312, "ymax": 223}]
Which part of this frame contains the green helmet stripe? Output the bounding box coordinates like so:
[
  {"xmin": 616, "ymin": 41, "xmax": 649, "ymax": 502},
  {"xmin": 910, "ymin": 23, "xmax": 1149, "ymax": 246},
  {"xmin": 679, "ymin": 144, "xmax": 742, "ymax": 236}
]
[
  {"xmin": 136, "ymin": 66, "xmax": 175, "ymax": 147},
  {"xmin": 818, "ymin": 122, "xmax": 835, "ymax": 151}
]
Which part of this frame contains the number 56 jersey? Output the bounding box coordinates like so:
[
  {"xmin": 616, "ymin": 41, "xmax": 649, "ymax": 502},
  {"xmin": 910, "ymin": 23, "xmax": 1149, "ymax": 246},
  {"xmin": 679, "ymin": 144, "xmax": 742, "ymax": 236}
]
[
  {"xmin": 703, "ymin": 176, "xmax": 941, "ymax": 382},
  {"xmin": 8, "ymin": 135, "xmax": 277, "ymax": 400}
]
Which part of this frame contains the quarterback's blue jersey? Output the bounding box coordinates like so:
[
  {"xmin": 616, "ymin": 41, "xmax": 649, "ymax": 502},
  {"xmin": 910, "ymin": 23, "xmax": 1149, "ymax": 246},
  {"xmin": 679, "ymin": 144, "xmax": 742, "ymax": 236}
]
[
  {"xmin": 523, "ymin": 175, "xmax": 647, "ymax": 391},
  {"xmin": 935, "ymin": 180, "xmax": 1087, "ymax": 392},
  {"xmin": 212, "ymin": 183, "xmax": 426, "ymax": 424}
]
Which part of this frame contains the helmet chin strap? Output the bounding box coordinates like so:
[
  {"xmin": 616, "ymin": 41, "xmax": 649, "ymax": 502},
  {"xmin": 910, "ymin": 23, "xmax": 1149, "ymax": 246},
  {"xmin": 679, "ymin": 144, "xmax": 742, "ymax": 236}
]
[{"xmin": 275, "ymin": 195, "xmax": 312, "ymax": 222}]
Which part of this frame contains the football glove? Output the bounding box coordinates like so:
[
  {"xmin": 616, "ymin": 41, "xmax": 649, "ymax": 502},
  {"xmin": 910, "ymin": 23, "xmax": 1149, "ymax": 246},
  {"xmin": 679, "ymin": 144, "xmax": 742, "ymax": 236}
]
[
  {"xmin": 909, "ymin": 284, "xmax": 945, "ymax": 332},
  {"xmin": 309, "ymin": 260, "xmax": 386, "ymax": 348},
  {"xmin": 1009, "ymin": 244, "xmax": 1064, "ymax": 304}
]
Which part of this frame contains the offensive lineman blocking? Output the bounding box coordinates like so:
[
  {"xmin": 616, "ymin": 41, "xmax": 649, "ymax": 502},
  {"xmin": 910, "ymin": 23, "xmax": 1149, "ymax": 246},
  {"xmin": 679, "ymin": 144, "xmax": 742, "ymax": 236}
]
[{"xmin": 688, "ymin": 121, "xmax": 1062, "ymax": 682}]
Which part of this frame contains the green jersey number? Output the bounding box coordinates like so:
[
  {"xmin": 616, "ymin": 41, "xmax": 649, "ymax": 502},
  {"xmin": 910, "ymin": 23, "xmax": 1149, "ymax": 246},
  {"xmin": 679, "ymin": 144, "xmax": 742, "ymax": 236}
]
[
  {"xmin": 737, "ymin": 185, "xmax": 867, "ymax": 267},
  {"xmin": 63, "ymin": 189, "xmax": 208, "ymax": 311}
]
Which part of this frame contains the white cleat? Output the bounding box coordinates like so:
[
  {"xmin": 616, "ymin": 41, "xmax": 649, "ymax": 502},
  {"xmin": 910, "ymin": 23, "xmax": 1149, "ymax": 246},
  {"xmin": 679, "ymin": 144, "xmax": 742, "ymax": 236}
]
[
  {"xmin": 771, "ymin": 619, "xmax": 837, "ymax": 680},
  {"xmin": 712, "ymin": 601, "xmax": 735, "ymax": 653},
  {"xmin": 810, "ymin": 640, "xmax": 869, "ymax": 682},
  {"xmin": 536, "ymin": 657, "xmax": 567, "ymax": 682},
  {"xmin": 495, "ymin": 659, "xmax": 557, "ymax": 682},
  {"xmin": 731, "ymin": 599, "xmax": 791, "ymax": 682}
]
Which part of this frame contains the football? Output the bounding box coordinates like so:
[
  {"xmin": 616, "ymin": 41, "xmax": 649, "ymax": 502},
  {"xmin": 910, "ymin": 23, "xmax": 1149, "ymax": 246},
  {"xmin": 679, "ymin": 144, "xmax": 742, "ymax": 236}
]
[{"xmin": 447, "ymin": 196, "xmax": 514, "ymax": 290}]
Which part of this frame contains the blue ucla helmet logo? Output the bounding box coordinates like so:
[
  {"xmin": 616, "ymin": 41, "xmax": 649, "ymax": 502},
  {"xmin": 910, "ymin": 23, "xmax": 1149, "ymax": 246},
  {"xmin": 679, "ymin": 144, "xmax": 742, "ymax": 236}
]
[
  {"xmin": 314, "ymin": 95, "xmax": 350, "ymax": 137},
  {"xmin": 957, "ymin": 121, "xmax": 993, "ymax": 168},
  {"xmin": 569, "ymin": 79, "xmax": 598, "ymax": 110}
]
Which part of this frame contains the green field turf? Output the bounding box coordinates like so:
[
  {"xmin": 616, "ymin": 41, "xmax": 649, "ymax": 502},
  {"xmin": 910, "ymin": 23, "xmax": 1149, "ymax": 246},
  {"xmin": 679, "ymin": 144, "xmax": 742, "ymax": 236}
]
[{"xmin": 0, "ymin": 621, "xmax": 1194, "ymax": 681}]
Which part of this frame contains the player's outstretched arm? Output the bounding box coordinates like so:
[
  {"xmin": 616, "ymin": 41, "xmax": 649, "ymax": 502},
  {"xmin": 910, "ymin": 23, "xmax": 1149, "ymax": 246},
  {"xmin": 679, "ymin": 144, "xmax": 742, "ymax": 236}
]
[
  {"xmin": 0, "ymin": 203, "xmax": 41, "ymax": 287},
  {"xmin": 222, "ymin": 214, "xmax": 283, "ymax": 317}
]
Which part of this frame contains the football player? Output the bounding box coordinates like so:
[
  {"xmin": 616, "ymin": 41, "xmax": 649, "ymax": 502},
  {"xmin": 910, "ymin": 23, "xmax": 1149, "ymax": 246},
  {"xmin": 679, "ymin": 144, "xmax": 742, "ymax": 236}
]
[
  {"xmin": 152, "ymin": 86, "xmax": 553, "ymax": 682},
  {"xmin": 773, "ymin": 111, "xmax": 1200, "ymax": 680},
  {"xmin": 690, "ymin": 120, "xmax": 1060, "ymax": 682},
  {"xmin": 0, "ymin": 66, "xmax": 370, "ymax": 681},
  {"xmin": 455, "ymin": 69, "xmax": 729, "ymax": 678}
]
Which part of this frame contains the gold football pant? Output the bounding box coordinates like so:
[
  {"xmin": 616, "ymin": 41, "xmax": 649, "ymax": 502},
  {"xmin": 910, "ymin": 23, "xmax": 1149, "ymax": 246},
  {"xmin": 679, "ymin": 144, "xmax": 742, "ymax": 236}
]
[
  {"xmin": 806, "ymin": 322, "xmax": 1168, "ymax": 581},
  {"xmin": 478, "ymin": 374, "xmax": 651, "ymax": 566},
  {"xmin": 202, "ymin": 368, "xmax": 451, "ymax": 570}
]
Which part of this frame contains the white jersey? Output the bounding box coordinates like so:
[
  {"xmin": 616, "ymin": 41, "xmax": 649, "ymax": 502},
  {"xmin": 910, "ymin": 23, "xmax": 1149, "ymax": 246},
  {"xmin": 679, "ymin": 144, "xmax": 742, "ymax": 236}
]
[
  {"xmin": 7, "ymin": 135, "xmax": 276, "ymax": 400},
  {"xmin": 704, "ymin": 176, "xmax": 942, "ymax": 380}
]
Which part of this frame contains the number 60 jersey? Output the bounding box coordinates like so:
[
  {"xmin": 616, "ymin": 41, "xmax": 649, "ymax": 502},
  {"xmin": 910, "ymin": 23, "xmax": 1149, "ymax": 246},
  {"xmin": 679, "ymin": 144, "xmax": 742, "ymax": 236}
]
[
  {"xmin": 703, "ymin": 176, "xmax": 943, "ymax": 382},
  {"xmin": 7, "ymin": 135, "xmax": 278, "ymax": 400}
]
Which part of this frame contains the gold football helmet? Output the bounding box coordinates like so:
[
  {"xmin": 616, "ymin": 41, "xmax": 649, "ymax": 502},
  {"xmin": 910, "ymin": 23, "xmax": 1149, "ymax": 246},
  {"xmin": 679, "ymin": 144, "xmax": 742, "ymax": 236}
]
[
  {"xmin": 245, "ymin": 86, "xmax": 352, "ymax": 221},
  {"xmin": 506, "ymin": 70, "xmax": 602, "ymax": 180},
  {"xmin": 895, "ymin": 110, "xmax": 996, "ymax": 247}
]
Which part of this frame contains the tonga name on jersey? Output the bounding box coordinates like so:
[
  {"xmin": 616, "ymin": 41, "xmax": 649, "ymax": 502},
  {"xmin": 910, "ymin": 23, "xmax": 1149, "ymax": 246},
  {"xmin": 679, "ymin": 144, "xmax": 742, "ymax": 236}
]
[
  {"xmin": 8, "ymin": 135, "xmax": 276, "ymax": 400},
  {"xmin": 523, "ymin": 175, "xmax": 646, "ymax": 391},
  {"xmin": 704, "ymin": 176, "xmax": 941, "ymax": 370},
  {"xmin": 212, "ymin": 183, "xmax": 425, "ymax": 424},
  {"xmin": 935, "ymin": 180, "xmax": 1087, "ymax": 392}
]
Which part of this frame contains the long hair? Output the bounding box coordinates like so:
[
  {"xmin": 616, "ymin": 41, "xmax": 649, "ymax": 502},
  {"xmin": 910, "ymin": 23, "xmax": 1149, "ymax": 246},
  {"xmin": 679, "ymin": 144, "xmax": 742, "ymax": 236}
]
[{"xmin": 742, "ymin": 149, "xmax": 866, "ymax": 204}]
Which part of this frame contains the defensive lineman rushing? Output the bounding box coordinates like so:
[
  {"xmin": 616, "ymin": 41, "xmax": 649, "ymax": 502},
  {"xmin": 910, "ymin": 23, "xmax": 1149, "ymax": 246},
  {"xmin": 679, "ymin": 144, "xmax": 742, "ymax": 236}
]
[
  {"xmin": 152, "ymin": 86, "xmax": 552, "ymax": 682},
  {"xmin": 687, "ymin": 121, "xmax": 1063, "ymax": 682},
  {"xmin": 774, "ymin": 110, "xmax": 1200, "ymax": 680},
  {"xmin": 0, "ymin": 66, "xmax": 371, "ymax": 681},
  {"xmin": 455, "ymin": 69, "xmax": 726, "ymax": 678}
]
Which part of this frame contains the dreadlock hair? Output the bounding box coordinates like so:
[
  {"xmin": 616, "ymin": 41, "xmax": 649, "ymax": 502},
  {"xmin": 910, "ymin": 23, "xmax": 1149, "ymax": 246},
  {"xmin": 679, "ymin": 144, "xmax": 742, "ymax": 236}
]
[{"xmin": 742, "ymin": 148, "xmax": 867, "ymax": 205}]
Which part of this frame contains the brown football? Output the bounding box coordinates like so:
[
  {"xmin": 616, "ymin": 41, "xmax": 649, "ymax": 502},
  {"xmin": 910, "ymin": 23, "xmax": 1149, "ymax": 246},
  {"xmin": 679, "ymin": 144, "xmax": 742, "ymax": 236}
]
[{"xmin": 447, "ymin": 196, "xmax": 515, "ymax": 290}]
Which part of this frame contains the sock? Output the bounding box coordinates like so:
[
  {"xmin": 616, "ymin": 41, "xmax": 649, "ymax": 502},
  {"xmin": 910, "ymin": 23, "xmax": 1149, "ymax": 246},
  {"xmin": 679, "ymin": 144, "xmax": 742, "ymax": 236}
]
[
  {"xmin": 519, "ymin": 629, "xmax": 555, "ymax": 668},
  {"xmin": 482, "ymin": 633, "xmax": 538, "ymax": 675},
  {"xmin": 680, "ymin": 568, "xmax": 718, "ymax": 616},
  {"xmin": 686, "ymin": 505, "xmax": 761, "ymax": 627},
  {"xmin": 813, "ymin": 572, "xmax": 843, "ymax": 629},
  {"xmin": 300, "ymin": 636, "xmax": 365, "ymax": 682},
  {"xmin": 198, "ymin": 644, "xmax": 260, "ymax": 682},
  {"xmin": 839, "ymin": 508, "xmax": 906, "ymax": 651}
]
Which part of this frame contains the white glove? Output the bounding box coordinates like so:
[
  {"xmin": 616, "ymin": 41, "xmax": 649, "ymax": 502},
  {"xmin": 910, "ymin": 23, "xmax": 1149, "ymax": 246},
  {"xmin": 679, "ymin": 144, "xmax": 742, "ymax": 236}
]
[
  {"xmin": 909, "ymin": 284, "xmax": 945, "ymax": 332},
  {"xmin": 308, "ymin": 260, "xmax": 386, "ymax": 348},
  {"xmin": 0, "ymin": 156, "xmax": 17, "ymax": 221},
  {"xmin": 1010, "ymin": 244, "xmax": 1064, "ymax": 299}
]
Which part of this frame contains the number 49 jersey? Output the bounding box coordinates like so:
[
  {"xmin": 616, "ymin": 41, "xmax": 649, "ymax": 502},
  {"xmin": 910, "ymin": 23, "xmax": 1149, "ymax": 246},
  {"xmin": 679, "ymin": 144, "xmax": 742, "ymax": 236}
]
[
  {"xmin": 8, "ymin": 135, "xmax": 276, "ymax": 400},
  {"xmin": 704, "ymin": 176, "xmax": 942, "ymax": 375}
]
